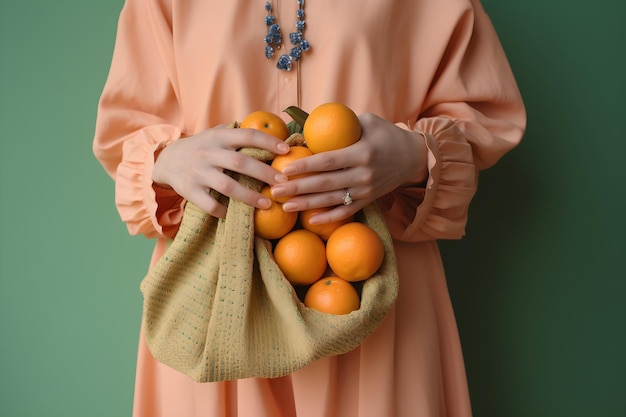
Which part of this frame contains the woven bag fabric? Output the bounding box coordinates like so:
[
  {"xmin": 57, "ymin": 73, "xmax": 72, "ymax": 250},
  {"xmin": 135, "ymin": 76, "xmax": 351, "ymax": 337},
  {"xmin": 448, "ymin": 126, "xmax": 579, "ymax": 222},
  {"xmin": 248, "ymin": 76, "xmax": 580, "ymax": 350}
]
[{"xmin": 140, "ymin": 133, "xmax": 399, "ymax": 382}]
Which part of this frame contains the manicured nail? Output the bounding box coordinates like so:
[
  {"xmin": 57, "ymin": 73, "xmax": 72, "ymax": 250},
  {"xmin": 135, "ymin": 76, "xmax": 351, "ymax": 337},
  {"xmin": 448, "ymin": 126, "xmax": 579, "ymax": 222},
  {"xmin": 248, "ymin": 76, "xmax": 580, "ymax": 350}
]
[
  {"xmin": 258, "ymin": 197, "xmax": 272, "ymax": 210},
  {"xmin": 271, "ymin": 185, "xmax": 286, "ymax": 197},
  {"xmin": 281, "ymin": 165, "xmax": 296, "ymax": 176},
  {"xmin": 274, "ymin": 173, "xmax": 288, "ymax": 183},
  {"xmin": 282, "ymin": 202, "xmax": 297, "ymax": 212},
  {"xmin": 307, "ymin": 215, "xmax": 321, "ymax": 225}
]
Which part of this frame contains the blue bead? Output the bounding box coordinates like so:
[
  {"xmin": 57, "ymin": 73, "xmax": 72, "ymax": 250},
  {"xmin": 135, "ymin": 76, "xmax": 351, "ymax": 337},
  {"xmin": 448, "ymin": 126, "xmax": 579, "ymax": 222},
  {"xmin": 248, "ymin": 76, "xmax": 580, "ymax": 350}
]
[
  {"xmin": 290, "ymin": 46, "xmax": 302, "ymax": 61},
  {"xmin": 297, "ymin": 0, "xmax": 304, "ymax": 5},
  {"xmin": 265, "ymin": 15, "xmax": 275, "ymax": 25},
  {"xmin": 277, "ymin": 54, "xmax": 293, "ymax": 71},
  {"xmin": 265, "ymin": 2, "xmax": 271, "ymax": 12},
  {"xmin": 295, "ymin": 20, "xmax": 305, "ymax": 31},
  {"xmin": 269, "ymin": 23, "xmax": 280, "ymax": 33},
  {"xmin": 264, "ymin": 34, "xmax": 272, "ymax": 44},
  {"xmin": 300, "ymin": 39, "xmax": 311, "ymax": 51},
  {"xmin": 265, "ymin": 45, "xmax": 275, "ymax": 59},
  {"xmin": 296, "ymin": 9, "xmax": 305, "ymax": 19},
  {"xmin": 289, "ymin": 32, "xmax": 303, "ymax": 45}
]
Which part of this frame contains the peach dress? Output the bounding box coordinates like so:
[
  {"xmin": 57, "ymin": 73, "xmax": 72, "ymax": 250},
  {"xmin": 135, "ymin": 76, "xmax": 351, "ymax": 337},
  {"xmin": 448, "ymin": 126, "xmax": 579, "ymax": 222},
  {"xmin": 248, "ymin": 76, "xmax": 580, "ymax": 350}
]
[{"xmin": 93, "ymin": 0, "xmax": 525, "ymax": 416}]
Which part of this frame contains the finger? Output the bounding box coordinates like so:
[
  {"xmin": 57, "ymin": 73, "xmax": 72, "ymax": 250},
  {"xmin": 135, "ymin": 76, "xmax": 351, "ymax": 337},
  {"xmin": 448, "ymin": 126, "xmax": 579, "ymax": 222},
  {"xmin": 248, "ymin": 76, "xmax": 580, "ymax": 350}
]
[
  {"xmin": 220, "ymin": 127, "xmax": 290, "ymax": 154},
  {"xmin": 186, "ymin": 187, "xmax": 228, "ymax": 218},
  {"xmin": 270, "ymin": 167, "xmax": 366, "ymax": 201},
  {"xmin": 281, "ymin": 188, "xmax": 365, "ymax": 213},
  {"xmin": 208, "ymin": 174, "xmax": 273, "ymax": 210},
  {"xmin": 211, "ymin": 150, "xmax": 288, "ymax": 186},
  {"xmin": 306, "ymin": 202, "xmax": 366, "ymax": 224},
  {"xmin": 280, "ymin": 144, "xmax": 367, "ymax": 177}
]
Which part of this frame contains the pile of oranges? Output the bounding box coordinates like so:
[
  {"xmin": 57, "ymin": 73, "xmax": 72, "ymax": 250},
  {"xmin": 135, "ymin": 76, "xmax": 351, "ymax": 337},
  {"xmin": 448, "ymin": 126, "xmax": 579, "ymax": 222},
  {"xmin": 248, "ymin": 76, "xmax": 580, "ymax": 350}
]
[{"xmin": 240, "ymin": 103, "xmax": 385, "ymax": 316}]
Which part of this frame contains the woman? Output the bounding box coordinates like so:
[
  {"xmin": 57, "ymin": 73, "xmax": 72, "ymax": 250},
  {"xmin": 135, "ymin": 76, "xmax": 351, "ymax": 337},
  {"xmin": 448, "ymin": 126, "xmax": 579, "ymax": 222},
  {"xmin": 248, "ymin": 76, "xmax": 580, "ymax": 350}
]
[{"xmin": 93, "ymin": 0, "xmax": 525, "ymax": 415}]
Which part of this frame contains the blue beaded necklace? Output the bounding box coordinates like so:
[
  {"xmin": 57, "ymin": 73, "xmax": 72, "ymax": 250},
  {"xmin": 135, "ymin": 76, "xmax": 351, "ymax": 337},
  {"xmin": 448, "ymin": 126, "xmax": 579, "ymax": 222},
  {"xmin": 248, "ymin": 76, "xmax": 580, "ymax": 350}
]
[{"xmin": 264, "ymin": 0, "xmax": 311, "ymax": 72}]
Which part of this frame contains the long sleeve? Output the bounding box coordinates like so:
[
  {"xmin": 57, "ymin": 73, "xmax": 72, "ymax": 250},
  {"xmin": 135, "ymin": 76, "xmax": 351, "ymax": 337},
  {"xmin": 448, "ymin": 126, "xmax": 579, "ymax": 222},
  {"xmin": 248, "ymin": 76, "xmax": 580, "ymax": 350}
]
[
  {"xmin": 93, "ymin": 0, "xmax": 525, "ymax": 243},
  {"xmin": 384, "ymin": 2, "xmax": 526, "ymax": 242},
  {"xmin": 93, "ymin": 0, "xmax": 184, "ymax": 239}
]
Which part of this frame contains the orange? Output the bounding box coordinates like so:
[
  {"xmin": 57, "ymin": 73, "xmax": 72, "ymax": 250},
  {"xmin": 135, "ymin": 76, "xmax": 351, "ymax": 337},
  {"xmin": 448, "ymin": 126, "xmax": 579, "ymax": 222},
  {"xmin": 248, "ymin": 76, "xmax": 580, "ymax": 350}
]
[
  {"xmin": 274, "ymin": 229, "xmax": 327, "ymax": 286},
  {"xmin": 270, "ymin": 145, "xmax": 314, "ymax": 202},
  {"xmin": 326, "ymin": 222, "xmax": 385, "ymax": 282},
  {"xmin": 271, "ymin": 145, "xmax": 314, "ymax": 179},
  {"xmin": 304, "ymin": 276, "xmax": 360, "ymax": 315},
  {"xmin": 240, "ymin": 110, "xmax": 290, "ymax": 140},
  {"xmin": 299, "ymin": 207, "xmax": 355, "ymax": 241},
  {"xmin": 254, "ymin": 186, "xmax": 298, "ymax": 240},
  {"xmin": 302, "ymin": 102, "xmax": 361, "ymax": 154}
]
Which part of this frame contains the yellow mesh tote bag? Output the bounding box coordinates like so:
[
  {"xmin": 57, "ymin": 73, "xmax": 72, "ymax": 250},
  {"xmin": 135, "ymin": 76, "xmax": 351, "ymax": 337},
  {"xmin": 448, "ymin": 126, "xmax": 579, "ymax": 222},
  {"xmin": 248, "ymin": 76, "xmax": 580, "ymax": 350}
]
[{"xmin": 140, "ymin": 133, "xmax": 399, "ymax": 382}]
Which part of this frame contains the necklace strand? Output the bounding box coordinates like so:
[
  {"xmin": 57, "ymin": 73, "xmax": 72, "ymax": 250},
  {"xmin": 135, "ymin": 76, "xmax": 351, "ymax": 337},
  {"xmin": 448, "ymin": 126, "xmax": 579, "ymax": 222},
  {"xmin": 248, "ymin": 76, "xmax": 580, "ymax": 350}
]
[{"xmin": 264, "ymin": 0, "xmax": 311, "ymax": 72}]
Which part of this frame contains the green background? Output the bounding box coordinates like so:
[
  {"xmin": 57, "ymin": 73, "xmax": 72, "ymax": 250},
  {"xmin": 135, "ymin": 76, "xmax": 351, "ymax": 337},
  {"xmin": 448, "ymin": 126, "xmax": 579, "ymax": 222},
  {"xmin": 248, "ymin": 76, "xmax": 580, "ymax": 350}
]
[{"xmin": 0, "ymin": 0, "xmax": 624, "ymax": 416}]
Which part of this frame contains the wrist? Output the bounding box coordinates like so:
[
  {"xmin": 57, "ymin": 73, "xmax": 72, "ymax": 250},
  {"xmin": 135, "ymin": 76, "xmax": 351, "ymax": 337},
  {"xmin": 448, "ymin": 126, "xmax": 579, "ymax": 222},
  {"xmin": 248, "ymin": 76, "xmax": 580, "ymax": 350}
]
[
  {"xmin": 152, "ymin": 143, "xmax": 174, "ymax": 190},
  {"xmin": 403, "ymin": 129, "xmax": 429, "ymax": 187}
]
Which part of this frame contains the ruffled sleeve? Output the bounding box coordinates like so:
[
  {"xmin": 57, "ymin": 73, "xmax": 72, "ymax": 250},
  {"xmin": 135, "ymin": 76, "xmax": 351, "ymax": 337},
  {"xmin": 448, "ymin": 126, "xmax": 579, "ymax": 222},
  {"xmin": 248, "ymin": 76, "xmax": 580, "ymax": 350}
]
[
  {"xmin": 114, "ymin": 126, "xmax": 185, "ymax": 239},
  {"xmin": 383, "ymin": 2, "xmax": 526, "ymax": 242},
  {"xmin": 93, "ymin": 0, "xmax": 184, "ymax": 239}
]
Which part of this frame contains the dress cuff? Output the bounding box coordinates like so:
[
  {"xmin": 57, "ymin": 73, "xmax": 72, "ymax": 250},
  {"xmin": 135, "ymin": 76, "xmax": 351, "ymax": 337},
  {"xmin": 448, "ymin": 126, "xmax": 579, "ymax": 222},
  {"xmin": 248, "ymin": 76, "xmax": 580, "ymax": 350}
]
[
  {"xmin": 384, "ymin": 118, "xmax": 477, "ymax": 242},
  {"xmin": 115, "ymin": 126, "xmax": 185, "ymax": 239}
]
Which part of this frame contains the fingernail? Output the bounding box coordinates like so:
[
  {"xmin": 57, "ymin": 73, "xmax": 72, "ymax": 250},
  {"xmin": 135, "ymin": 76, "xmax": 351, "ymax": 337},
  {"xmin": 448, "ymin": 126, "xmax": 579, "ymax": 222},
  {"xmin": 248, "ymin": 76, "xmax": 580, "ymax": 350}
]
[
  {"xmin": 281, "ymin": 166, "xmax": 296, "ymax": 176},
  {"xmin": 282, "ymin": 202, "xmax": 297, "ymax": 212},
  {"xmin": 258, "ymin": 197, "xmax": 271, "ymax": 210},
  {"xmin": 274, "ymin": 173, "xmax": 288, "ymax": 183},
  {"xmin": 271, "ymin": 185, "xmax": 285, "ymax": 197},
  {"xmin": 277, "ymin": 142, "xmax": 290, "ymax": 153},
  {"xmin": 307, "ymin": 215, "xmax": 321, "ymax": 225}
]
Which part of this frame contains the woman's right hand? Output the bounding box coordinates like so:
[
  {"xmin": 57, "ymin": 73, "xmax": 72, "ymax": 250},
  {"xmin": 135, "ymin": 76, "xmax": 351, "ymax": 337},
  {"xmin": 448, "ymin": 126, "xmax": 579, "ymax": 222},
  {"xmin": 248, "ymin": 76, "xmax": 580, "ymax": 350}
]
[{"xmin": 152, "ymin": 126, "xmax": 290, "ymax": 218}]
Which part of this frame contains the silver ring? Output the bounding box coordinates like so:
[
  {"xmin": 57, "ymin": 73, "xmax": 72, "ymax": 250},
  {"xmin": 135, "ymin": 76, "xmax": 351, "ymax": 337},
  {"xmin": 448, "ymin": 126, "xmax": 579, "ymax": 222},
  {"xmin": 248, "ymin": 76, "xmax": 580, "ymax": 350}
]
[{"xmin": 342, "ymin": 188, "xmax": 353, "ymax": 206}]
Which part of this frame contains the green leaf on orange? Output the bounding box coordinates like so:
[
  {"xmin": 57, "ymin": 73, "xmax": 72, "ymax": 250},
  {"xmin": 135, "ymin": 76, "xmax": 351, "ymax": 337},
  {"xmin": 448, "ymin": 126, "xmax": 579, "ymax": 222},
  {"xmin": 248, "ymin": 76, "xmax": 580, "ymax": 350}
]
[{"xmin": 284, "ymin": 106, "xmax": 309, "ymax": 133}]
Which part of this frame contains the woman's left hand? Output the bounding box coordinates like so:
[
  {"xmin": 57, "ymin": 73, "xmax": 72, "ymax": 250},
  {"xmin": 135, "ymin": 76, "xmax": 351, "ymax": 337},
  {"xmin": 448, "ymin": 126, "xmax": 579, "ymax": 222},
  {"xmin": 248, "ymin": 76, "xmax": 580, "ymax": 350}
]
[{"xmin": 270, "ymin": 112, "xmax": 428, "ymax": 224}]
